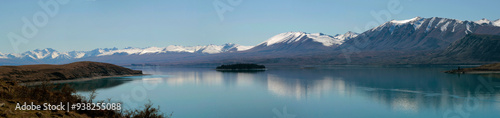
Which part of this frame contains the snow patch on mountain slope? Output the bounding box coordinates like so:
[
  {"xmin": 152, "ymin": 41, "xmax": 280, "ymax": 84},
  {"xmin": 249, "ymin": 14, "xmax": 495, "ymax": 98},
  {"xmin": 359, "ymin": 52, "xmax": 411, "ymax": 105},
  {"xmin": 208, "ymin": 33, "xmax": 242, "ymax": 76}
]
[
  {"xmin": 263, "ymin": 32, "xmax": 307, "ymax": 46},
  {"xmin": 382, "ymin": 17, "xmax": 494, "ymax": 33},
  {"xmin": 98, "ymin": 47, "xmax": 150, "ymax": 56},
  {"xmin": 51, "ymin": 53, "xmax": 60, "ymax": 59},
  {"xmin": 260, "ymin": 32, "xmax": 358, "ymax": 47},
  {"xmin": 441, "ymin": 21, "xmax": 450, "ymax": 32},
  {"xmin": 474, "ymin": 18, "xmax": 491, "ymax": 25},
  {"xmin": 426, "ymin": 17, "xmax": 436, "ymax": 32},
  {"xmin": 70, "ymin": 51, "xmax": 87, "ymax": 59},
  {"xmin": 334, "ymin": 31, "xmax": 359, "ymax": 41},
  {"xmin": 0, "ymin": 52, "xmax": 6, "ymax": 59},
  {"xmin": 236, "ymin": 46, "xmax": 253, "ymax": 51},
  {"xmin": 390, "ymin": 17, "xmax": 421, "ymax": 24},
  {"xmin": 93, "ymin": 44, "xmax": 252, "ymax": 56},
  {"xmin": 466, "ymin": 23, "xmax": 472, "ymax": 34},
  {"xmin": 307, "ymin": 33, "xmax": 340, "ymax": 46},
  {"xmin": 378, "ymin": 17, "xmax": 427, "ymax": 31},
  {"xmin": 221, "ymin": 43, "xmax": 253, "ymax": 52},
  {"xmin": 389, "ymin": 17, "xmax": 426, "ymax": 30},
  {"xmin": 199, "ymin": 45, "xmax": 223, "ymax": 54},
  {"xmin": 493, "ymin": 19, "xmax": 500, "ymax": 27},
  {"xmin": 25, "ymin": 48, "xmax": 58, "ymax": 59},
  {"xmin": 0, "ymin": 45, "xmax": 250, "ymax": 60},
  {"xmin": 140, "ymin": 47, "xmax": 165, "ymax": 55},
  {"xmin": 435, "ymin": 18, "xmax": 447, "ymax": 28},
  {"xmin": 165, "ymin": 45, "xmax": 194, "ymax": 53},
  {"xmin": 452, "ymin": 23, "xmax": 459, "ymax": 32}
]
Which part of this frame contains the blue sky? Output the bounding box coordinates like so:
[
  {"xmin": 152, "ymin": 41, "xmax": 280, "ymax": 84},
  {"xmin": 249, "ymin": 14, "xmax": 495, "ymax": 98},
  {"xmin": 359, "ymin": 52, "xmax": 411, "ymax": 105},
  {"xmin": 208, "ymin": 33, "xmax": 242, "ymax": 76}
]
[{"xmin": 0, "ymin": 0, "xmax": 499, "ymax": 53}]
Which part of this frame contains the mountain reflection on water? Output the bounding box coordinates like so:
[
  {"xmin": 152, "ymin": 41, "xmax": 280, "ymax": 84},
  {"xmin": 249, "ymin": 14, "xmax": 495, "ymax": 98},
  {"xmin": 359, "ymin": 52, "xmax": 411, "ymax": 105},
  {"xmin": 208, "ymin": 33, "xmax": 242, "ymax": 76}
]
[{"xmin": 64, "ymin": 66, "xmax": 500, "ymax": 117}]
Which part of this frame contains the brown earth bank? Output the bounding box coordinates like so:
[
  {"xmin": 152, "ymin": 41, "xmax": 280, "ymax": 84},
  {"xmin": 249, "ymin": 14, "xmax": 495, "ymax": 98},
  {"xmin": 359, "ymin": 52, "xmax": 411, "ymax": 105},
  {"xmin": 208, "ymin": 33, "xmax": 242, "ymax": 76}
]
[
  {"xmin": 445, "ymin": 63, "xmax": 500, "ymax": 73},
  {"xmin": 0, "ymin": 61, "xmax": 143, "ymax": 83},
  {"xmin": 0, "ymin": 61, "xmax": 169, "ymax": 118}
]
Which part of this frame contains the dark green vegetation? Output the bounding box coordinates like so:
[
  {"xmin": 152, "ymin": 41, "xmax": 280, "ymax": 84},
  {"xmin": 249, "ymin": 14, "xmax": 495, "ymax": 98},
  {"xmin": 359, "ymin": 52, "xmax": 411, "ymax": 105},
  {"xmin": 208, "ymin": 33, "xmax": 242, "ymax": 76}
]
[
  {"xmin": 0, "ymin": 61, "xmax": 142, "ymax": 82},
  {"xmin": 216, "ymin": 64, "xmax": 266, "ymax": 71},
  {"xmin": 445, "ymin": 63, "xmax": 500, "ymax": 73}
]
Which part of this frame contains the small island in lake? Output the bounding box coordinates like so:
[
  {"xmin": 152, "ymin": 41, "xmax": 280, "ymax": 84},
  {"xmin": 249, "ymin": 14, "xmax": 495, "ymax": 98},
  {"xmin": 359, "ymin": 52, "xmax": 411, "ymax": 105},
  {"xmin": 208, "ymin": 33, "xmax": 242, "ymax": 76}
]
[
  {"xmin": 216, "ymin": 64, "xmax": 266, "ymax": 72},
  {"xmin": 445, "ymin": 63, "xmax": 500, "ymax": 74}
]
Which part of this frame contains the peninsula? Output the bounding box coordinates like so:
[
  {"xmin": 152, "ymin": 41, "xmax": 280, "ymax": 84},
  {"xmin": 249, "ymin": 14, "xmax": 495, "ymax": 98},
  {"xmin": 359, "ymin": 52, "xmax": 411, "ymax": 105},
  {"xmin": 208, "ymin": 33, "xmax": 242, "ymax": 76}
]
[
  {"xmin": 445, "ymin": 63, "xmax": 500, "ymax": 74},
  {"xmin": 0, "ymin": 61, "xmax": 143, "ymax": 83}
]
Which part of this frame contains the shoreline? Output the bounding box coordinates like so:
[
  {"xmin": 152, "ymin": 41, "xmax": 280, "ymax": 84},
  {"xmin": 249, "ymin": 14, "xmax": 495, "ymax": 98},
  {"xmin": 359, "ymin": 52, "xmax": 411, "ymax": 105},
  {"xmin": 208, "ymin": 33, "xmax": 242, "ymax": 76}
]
[
  {"xmin": 20, "ymin": 74, "xmax": 145, "ymax": 86},
  {"xmin": 444, "ymin": 70, "xmax": 500, "ymax": 74},
  {"xmin": 458, "ymin": 71, "xmax": 500, "ymax": 74}
]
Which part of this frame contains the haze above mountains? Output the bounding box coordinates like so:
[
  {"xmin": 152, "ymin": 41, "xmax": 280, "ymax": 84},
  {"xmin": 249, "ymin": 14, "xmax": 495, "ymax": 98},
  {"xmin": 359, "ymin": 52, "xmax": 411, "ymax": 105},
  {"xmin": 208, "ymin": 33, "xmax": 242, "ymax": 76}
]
[{"xmin": 1, "ymin": 17, "xmax": 500, "ymax": 65}]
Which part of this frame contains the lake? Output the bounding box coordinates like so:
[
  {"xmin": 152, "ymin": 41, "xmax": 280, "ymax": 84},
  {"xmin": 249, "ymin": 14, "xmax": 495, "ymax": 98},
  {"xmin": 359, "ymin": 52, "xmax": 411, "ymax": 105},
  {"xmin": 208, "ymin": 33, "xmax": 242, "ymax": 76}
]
[{"xmin": 61, "ymin": 65, "xmax": 500, "ymax": 118}]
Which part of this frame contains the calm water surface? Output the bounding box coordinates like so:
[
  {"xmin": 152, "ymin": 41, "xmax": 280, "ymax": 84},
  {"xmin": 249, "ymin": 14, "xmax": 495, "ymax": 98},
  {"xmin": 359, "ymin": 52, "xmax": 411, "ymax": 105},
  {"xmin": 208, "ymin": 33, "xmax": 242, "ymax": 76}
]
[{"xmin": 62, "ymin": 65, "xmax": 500, "ymax": 118}]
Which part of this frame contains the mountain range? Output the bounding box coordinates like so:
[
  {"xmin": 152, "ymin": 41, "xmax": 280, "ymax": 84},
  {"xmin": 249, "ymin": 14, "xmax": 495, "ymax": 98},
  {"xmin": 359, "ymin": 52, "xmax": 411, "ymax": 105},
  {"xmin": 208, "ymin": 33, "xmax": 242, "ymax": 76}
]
[
  {"xmin": 1, "ymin": 17, "xmax": 500, "ymax": 65},
  {"xmin": 0, "ymin": 43, "xmax": 252, "ymax": 59}
]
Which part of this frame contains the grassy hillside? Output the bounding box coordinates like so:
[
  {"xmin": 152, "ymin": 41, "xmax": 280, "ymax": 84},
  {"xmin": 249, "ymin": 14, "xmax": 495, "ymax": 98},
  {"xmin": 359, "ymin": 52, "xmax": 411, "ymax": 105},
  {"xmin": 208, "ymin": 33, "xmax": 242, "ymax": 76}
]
[{"xmin": 0, "ymin": 61, "xmax": 142, "ymax": 82}]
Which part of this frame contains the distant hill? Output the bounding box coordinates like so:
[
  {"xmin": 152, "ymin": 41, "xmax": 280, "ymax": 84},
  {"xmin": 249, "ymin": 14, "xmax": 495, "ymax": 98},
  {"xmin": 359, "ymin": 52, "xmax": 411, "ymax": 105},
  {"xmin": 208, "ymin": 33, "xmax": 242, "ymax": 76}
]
[{"xmin": 0, "ymin": 61, "xmax": 142, "ymax": 82}]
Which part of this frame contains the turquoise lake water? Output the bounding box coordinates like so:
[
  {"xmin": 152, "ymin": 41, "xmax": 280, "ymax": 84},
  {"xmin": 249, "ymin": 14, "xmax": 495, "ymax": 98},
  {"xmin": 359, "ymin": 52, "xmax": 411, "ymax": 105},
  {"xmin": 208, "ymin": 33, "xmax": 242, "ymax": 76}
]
[{"xmin": 64, "ymin": 65, "xmax": 500, "ymax": 118}]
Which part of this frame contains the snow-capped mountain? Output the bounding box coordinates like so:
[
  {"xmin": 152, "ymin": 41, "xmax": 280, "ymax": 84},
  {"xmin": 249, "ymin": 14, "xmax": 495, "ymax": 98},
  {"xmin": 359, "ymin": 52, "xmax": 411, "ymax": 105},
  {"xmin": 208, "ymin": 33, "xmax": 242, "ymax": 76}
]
[
  {"xmin": 0, "ymin": 52, "xmax": 6, "ymax": 59},
  {"xmin": 333, "ymin": 31, "xmax": 359, "ymax": 42},
  {"xmin": 248, "ymin": 31, "xmax": 358, "ymax": 52},
  {"xmin": 0, "ymin": 43, "xmax": 253, "ymax": 62},
  {"xmin": 342, "ymin": 17, "xmax": 500, "ymax": 51},
  {"xmin": 96, "ymin": 43, "xmax": 252, "ymax": 56},
  {"xmin": 474, "ymin": 18, "xmax": 492, "ymax": 25},
  {"xmin": 473, "ymin": 18, "xmax": 500, "ymax": 27},
  {"xmin": 1, "ymin": 16, "xmax": 499, "ymax": 65},
  {"xmin": 494, "ymin": 19, "xmax": 500, "ymax": 27},
  {"xmin": 258, "ymin": 32, "xmax": 357, "ymax": 47},
  {"xmin": 9, "ymin": 48, "xmax": 66, "ymax": 60}
]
